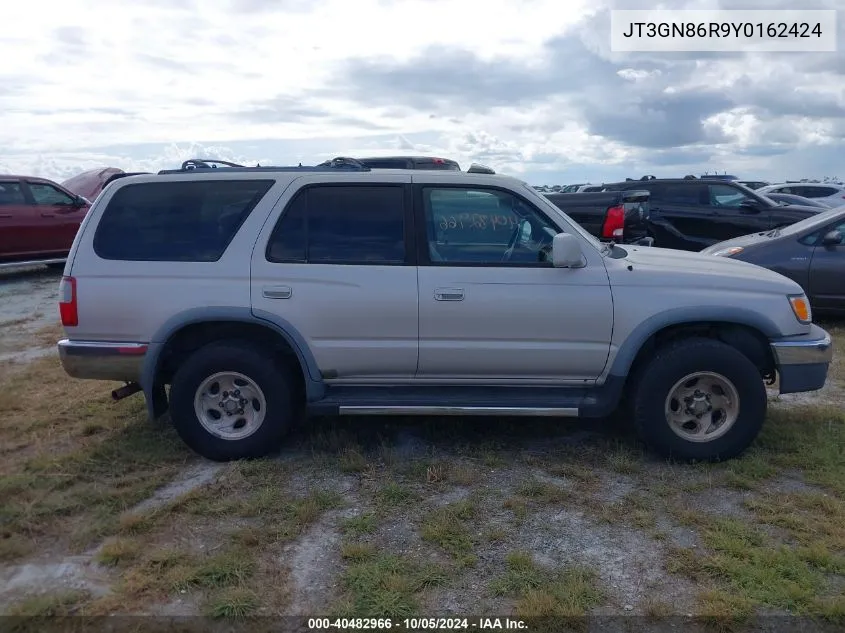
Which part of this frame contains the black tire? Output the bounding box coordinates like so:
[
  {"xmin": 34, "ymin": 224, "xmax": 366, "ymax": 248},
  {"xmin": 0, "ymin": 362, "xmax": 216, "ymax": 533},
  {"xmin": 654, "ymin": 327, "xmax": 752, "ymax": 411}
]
[
  {"xmin": 629, "ymin": 337, "xmax": 767, "ymax": 462},
  {"xmin": 169, "ymin": 340, "xmax": 294, "ymax": 461}
]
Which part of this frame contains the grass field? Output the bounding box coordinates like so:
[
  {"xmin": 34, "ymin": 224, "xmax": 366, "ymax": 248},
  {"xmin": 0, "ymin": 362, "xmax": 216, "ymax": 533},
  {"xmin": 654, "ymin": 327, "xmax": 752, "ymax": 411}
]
[{"xmin": 0, "ymin": 318, "xmax": 842, "ymax": 623}]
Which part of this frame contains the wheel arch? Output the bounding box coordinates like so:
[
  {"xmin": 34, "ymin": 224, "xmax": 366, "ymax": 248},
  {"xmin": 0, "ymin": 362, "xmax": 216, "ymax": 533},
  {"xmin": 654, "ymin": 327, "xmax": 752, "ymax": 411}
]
[
  {"xmin": 141, "ymin": 307, "xmax": 325, "ymax": 420},
  {"xmin": 608, "ymin": 307, "xmax": 780, "ymax": 387}
]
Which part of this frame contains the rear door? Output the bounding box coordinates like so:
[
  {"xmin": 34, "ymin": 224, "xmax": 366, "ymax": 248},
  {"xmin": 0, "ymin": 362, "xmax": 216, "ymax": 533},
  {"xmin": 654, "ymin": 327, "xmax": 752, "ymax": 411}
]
[
  {"xmin": 0, "ymin": 180, "xmax": 40, "ymax": 258},
  {"xmin": 251, "ymin": 175, "xmax": 419, "ymax": 381},
  {"xmin": 637, "ymin": 181, "xmax": 713, "ymax": 251},
  {"xmin": 24, "ymin": 180, "xmax": 87, "ymax": 253}
]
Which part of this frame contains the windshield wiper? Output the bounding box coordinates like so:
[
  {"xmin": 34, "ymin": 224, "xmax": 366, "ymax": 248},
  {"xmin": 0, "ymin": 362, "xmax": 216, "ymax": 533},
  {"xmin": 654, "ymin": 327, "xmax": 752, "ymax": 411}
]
[{"xmin": 766, "ymin": 228, "xmax": 781, "ymax": 237}]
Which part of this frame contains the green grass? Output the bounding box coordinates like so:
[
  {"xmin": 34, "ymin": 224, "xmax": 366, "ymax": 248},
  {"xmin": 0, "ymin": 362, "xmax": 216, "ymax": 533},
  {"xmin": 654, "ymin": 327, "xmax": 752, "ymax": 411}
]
[
  {"xmin": 420, "ymin": 500, "xmax": 478, "ymax": 567},
  {"xmin": 205, "ymin": 587, "xmax": 260, "ymax": 618},
  {"xmin": 333, "ymin": 551, "xmax": 448, "ymax": 618},
  {"xmin": 341, "ymin": 513, "xmax": 378, "ymax": 536},
  {"xmin": 375, "ymin": 481, "xmax": 417, "ymax": 509},
  {"xmin": 666, "ymin": 515, "xmax": 842, "ymax": 616},
  {"xmin": 490, "ymin": 551, "xmax": 604, "ymax": 617}
]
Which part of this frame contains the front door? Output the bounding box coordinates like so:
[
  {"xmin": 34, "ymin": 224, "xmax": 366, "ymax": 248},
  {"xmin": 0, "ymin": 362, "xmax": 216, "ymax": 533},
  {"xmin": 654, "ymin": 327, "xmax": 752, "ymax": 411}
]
[
  {"xmin": 251, "ymin": 175, "xmax": 419, "ymax": 381},
  {"xmin": 809, "ymin": 218, "xmax": 845, "ymax": 312},
  {"xmin": 413, "ymin": 184, "xmax": 613, "ymax": 383},
  {"xmin": 706, "ymin": 183, "xmax": 772, "ymax": 242},
  {"xmin": 25, "ymin": 180, "xmax": 86, "ymax": 253}
]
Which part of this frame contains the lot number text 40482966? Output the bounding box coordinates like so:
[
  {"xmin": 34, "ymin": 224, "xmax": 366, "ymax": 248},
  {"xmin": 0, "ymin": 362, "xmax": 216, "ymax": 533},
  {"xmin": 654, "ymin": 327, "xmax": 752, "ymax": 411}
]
[{"xmin": 307, "ymin": 618, "xmax": 528, "ymax": 630}]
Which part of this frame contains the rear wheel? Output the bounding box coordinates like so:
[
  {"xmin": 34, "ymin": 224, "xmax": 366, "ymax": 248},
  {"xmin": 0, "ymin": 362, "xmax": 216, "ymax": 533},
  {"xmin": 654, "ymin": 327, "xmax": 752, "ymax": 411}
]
[
  {"xmin": 169, "ymin": 340, "xmax": 294, "ymax": 461},
  {"xmin": 630, "ymin": 338, "xmax": 766, "ymax": 462}
]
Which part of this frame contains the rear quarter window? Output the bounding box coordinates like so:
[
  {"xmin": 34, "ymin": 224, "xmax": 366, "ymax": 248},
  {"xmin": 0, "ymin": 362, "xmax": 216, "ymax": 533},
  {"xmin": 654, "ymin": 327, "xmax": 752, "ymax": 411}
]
[{"xmin": 92, "ymin": 179, "xmax": 274, "ymax": 261}]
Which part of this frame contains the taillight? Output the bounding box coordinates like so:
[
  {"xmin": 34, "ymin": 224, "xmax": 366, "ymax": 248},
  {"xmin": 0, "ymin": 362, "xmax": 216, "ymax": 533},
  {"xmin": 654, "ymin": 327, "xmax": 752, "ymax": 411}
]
[
  {"xmin": 59, "ymin": 276, "xmax": 78, "ymax": 327},
  {"xmin": 602, "ymin": 205, "xmax": 625, "ymax": 239}
]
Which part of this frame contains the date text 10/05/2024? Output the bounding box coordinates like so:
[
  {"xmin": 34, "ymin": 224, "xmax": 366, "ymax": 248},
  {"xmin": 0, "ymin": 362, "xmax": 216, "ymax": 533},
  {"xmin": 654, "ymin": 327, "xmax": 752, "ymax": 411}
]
[{"xmin": 307, "ymin": 618, "xmax": 528, "ymax": 630}]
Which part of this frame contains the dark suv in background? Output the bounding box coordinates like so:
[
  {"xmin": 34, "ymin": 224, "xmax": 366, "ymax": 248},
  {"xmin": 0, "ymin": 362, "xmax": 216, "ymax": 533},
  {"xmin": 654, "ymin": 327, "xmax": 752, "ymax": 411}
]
[
  {"xmin": 350, "ymin": 156, "xmax": 461, "ymax": 171},
  {"xmin": 601, "ymin": 178, "xmax": 822, "ymax": 251}
]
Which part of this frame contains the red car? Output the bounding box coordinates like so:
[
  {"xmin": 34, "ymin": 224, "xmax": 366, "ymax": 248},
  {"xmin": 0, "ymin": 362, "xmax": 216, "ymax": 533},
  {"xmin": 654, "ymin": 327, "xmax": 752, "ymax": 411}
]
[{"xmin": 0, "ymin": 175, "xmax": 90, "ymax": 268}]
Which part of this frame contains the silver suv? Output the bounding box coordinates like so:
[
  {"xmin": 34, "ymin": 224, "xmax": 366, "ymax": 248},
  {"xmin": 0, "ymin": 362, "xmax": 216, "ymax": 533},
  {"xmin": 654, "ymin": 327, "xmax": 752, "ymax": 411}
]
[{"xmin": 57, "ymin": 160, "xmax": 833, "ymax": 462}]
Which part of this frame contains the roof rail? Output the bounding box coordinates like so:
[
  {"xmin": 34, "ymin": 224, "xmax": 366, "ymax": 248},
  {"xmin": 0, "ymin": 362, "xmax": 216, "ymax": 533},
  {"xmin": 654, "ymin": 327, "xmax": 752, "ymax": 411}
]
[
  {"xmin": 181, "ymin": 159, "xmax": 246, "ymax": 170},
  {"xmin": 103, "ymin": 172, "xmax": 152, "ymax": 187},
  {"xmin": 316, "ymin": 156, "xmax": 369, "ymax": 169},
  {"xmin": 467, "ymin": 163, "xmax": 496, "ymax": 174},
  {"xmin": 157, "ymin": 156, "xmax": 372, "ymax": 175}
]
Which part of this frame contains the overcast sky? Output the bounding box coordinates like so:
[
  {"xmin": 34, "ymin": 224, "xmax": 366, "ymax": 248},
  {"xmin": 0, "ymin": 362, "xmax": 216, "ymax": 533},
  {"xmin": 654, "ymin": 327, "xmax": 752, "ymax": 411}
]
[{"xmin": 1, "ymin": 0, "xmax": 843, "ymax": 185}]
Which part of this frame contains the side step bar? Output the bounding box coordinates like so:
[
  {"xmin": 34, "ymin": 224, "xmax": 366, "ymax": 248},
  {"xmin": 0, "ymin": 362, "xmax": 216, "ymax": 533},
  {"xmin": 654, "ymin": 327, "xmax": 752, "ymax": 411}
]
[
  {"xmin": 307, "ymin": 385, "xmax": 588, "ymax": 417},
  {"xmin": 339, "ymin": 405, "xmax": 578, "ymax": 417}
]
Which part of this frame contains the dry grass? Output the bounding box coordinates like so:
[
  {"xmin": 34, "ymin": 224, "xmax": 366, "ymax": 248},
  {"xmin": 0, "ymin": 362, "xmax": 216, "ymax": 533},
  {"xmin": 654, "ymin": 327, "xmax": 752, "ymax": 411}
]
[
  {"xmin": 0, "ymin": 357, "xmax": 191, "ymax": 560},
  {"xmin": 0, "ymin": 322, "xmax": 63, "ymax": 358}
]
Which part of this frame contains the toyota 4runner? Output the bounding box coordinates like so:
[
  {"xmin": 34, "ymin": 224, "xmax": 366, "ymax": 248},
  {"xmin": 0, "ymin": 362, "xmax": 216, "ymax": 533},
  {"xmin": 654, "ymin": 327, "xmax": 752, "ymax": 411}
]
[{"xmin": 57, "ymin": 160, "xmax": 833, "ymax": 462}]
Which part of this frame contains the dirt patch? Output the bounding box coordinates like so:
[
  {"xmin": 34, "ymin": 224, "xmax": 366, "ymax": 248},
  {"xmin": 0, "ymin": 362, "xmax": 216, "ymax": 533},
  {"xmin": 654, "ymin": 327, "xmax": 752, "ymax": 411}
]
[{"xmin": 127, "ymin": 462, "xmax": 223, "ymax": 517}]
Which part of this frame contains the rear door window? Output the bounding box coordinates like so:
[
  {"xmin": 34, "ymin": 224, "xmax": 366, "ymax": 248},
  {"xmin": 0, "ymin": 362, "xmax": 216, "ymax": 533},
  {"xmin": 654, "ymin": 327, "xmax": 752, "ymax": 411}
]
[
  {"xmin": 93, "ymin": 179, "xmax": 274, "ymax": 261},
  {"xmin": 266, "ymin": 185, "xmax": 407, "ymax": 264},
  {"xmin": 0, "ymin": 182, "xmax": 26, "ymax": 205}
]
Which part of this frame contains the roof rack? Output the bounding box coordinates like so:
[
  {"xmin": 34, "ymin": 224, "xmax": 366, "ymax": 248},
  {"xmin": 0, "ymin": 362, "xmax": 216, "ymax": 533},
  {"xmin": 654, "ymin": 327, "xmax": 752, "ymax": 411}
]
[
  {"xmin": 181, "ymin": 159, "xmax": 246, "ymax": 170},
  {"xmin": 157, "ymin": 156, "xmax": 371, "ymax": 175},
  {"xmin": 466, "ymin": 163, "xmax": 496, "ymax": 174},
  {"xmin": 316, "ymin": 156, "xmax": 369, "ymax": 169}
]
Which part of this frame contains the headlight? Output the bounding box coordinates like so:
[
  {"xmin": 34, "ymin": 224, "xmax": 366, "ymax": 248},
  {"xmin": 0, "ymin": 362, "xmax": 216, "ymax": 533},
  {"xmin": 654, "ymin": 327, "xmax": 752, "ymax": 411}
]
[
  {"xmin": 788, "ymin": 294, "xmax": 812, "ymax": 324},
  {"xmin": 712, "ymin": 246, "xmax": 744, "ymax": 257}
]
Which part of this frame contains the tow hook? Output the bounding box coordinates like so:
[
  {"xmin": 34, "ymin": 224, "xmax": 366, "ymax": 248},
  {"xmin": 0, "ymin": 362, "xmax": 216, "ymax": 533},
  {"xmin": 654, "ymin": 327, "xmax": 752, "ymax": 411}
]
[{"xmin": 112, "ymin": 382, "xmax": 142, "ymax": 401}]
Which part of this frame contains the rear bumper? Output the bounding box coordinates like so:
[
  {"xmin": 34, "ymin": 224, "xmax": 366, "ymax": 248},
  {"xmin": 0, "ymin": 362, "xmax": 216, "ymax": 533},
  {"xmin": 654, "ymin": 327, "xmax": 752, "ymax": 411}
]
[
  {"xmin": 770, "ymin": 325, "xmax": 833, "ymax": 394},
  {"xmin": 57, "ymin": 339, "xmax": 147, "ymax": 382}
]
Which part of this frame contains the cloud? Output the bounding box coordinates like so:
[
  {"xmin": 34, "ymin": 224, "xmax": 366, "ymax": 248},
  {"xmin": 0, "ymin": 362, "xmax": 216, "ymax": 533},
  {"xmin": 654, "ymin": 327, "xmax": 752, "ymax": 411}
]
[{"xmin": 0, "ymin": 0, "xmax": 842, "ymax": 184}]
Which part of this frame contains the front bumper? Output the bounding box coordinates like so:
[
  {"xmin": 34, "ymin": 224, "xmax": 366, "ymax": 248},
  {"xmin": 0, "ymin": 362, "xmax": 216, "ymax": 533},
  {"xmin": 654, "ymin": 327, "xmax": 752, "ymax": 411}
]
[
  {"xmin": 58, "ymin": 339, "xmax": 147, "ymax": 382},
  {"xmin": 769, "ymin": 324, "xmax": 833, "ymax": 394}
]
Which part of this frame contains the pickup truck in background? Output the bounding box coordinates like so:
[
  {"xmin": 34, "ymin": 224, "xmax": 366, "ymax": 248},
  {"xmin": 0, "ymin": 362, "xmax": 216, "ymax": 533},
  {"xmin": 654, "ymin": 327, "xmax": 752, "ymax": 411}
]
[{"xmin": 544, "ymin": 189, "xmax": 652, "ymax": 245}]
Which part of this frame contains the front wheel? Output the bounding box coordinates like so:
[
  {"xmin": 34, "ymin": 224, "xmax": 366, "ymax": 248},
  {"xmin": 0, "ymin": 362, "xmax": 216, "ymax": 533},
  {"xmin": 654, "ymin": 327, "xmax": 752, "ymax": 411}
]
[
  {"xmin": 630, "ymin": 338, "xmax": 767, "ymax": 462},
  {"xmin": 169, "ymin": 341, "xmax": 294, "ymax": 461}
]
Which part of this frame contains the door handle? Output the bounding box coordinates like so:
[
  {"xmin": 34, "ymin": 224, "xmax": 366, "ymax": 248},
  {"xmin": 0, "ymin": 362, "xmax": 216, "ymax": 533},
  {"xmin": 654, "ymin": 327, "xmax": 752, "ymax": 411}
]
[
  {"xmin": 262, "ymin": 285, "xmax": 292, "ymax": 299},
  {"xmin": 434, "ymin": 287, "xmax": 464, "ymax": 301},
  {"xmin": 41, "ymin": 213, "xmax": 55, "ymax": 217},
  {"xmin": 0, "ymin": 213, "xmax": 11, "ymax": 218}
]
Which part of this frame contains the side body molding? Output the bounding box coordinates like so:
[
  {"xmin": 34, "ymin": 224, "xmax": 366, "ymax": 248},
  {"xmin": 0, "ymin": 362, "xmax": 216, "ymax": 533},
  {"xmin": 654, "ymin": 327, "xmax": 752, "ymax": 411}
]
[{"xmin": 140, "ymin": 307, "xmax": 325, "ymax": 420}]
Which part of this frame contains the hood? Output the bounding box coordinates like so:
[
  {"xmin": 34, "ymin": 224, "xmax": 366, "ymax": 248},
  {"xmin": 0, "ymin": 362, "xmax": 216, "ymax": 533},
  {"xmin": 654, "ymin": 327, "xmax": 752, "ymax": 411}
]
[
  {"xmin": 62, "ymin": 167, "xmax": 124, "ymax": 201},
  {"xmin": 769, "ymin": 203, "xmax": 826, "ymax": 214},
  {"xmin": 614, "ymin": 244, "xmax": 803, "ymax": 295},
  {"xmin": 699, "ymin": 232, "xmax": 773, "ymax": 254}
]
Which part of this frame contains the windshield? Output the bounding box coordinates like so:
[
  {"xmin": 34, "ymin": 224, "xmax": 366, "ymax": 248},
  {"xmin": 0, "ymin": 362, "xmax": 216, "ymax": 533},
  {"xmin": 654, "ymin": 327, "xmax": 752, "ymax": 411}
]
[
  {"xmin": 521, "ymin": 182, "xmax": 603, "ymax": 251},
  {"xmin": 772, "ymin": 207, "xmax": 845, "ymax": 238}
]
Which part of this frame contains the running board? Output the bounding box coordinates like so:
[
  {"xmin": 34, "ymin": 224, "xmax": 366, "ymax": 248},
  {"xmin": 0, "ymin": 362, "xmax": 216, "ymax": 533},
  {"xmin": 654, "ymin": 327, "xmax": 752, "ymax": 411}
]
[
  {"xmin": 308, "ymin": 385, "xmax": 587, "ymax": 417},
  {"xmin": 339, "ymin": 405, "xmax": 578, "ymax": 416},
  {"xmin": 0, "ymin": 258, "xmax": 65, "ymax": 270}
]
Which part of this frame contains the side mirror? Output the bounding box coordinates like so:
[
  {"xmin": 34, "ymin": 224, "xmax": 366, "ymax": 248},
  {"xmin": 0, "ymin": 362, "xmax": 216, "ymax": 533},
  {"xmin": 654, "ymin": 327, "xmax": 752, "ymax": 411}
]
[
  {"xmin": 551, "ymin": 233, "xmax": 586, "ymax": 268},
  {"xmin": 821, "ymin": 229, "xmax": 843, "ymax": 247}
]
